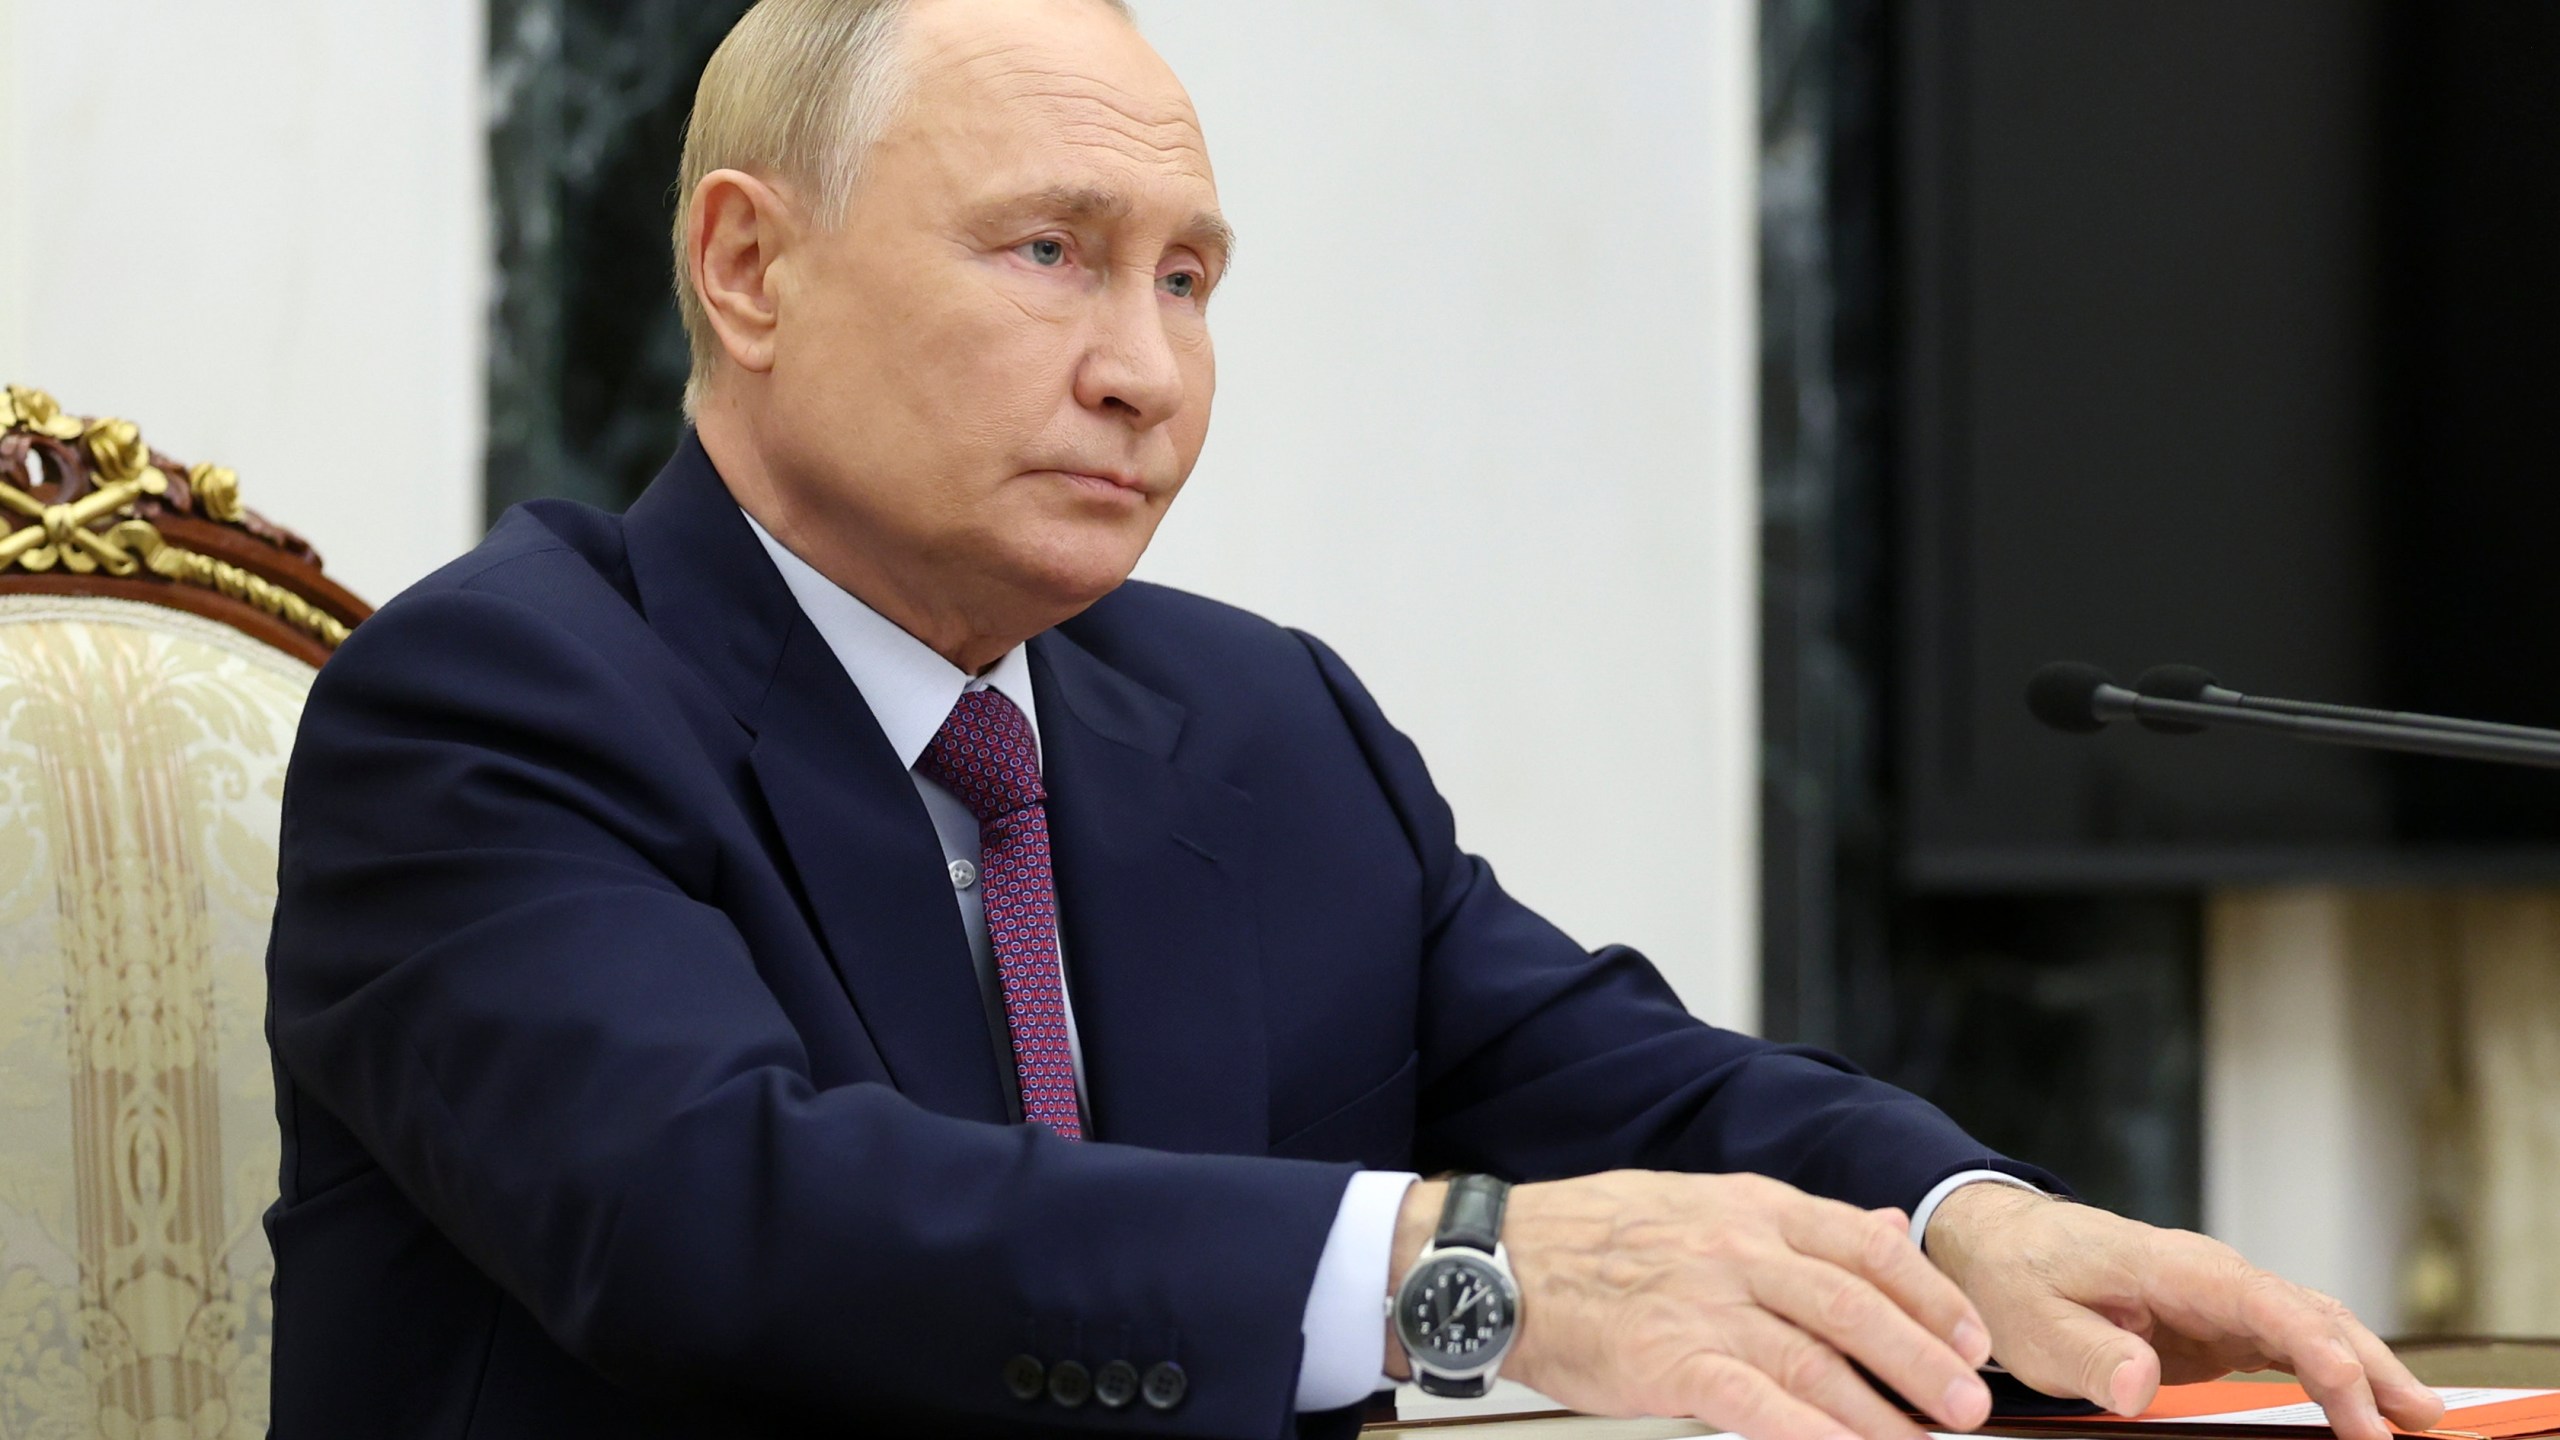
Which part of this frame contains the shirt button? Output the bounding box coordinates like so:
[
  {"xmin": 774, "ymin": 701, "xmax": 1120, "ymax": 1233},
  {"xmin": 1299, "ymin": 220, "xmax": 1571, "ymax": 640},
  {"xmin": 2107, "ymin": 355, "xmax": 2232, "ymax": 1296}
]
[
  {"xmin": 1095, "ymin": 1359, "xmax": 1140, "ymax": 1409},
  {"xmin": 949, "ymin": 858, "xmax": 978, "ymax": 890},
  {"xmin": 1047, "ymin": 1359, "xmax": 1092, "ymax": 1408},
  {"xmin": 1142, "ymin": 1360, "xmax": 1188, "ymax": 1411},
  {"xmin": 1002, "ymin": 1354, "xmax": 1045, "ymax": 1401}
]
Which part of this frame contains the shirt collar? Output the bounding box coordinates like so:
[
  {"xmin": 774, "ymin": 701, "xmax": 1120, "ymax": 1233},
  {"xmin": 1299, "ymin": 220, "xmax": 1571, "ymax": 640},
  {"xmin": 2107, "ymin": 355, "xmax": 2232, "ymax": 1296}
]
[{"xmin": 740, "ymin": 509, "xmax": 1041, "ymax": 772}]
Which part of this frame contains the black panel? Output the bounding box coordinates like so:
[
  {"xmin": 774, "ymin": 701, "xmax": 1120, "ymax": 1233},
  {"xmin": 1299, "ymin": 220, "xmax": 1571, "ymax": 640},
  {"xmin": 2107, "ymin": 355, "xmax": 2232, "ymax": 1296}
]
[
  {"xmin": 1892, "ymin": 0, "xmax": 2560, "ymax": 886},
  {"xmin": 2379, "ymin": 4, "xmax": 2560, "ymax": 844},
  {"xmin": 1898, "ymin": 0, "xmax": 2393, "ymax": 883}
]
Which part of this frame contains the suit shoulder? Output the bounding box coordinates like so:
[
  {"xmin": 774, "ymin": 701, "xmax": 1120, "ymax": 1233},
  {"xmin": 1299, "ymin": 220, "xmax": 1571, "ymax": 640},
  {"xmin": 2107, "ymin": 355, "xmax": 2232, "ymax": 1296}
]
[
  {"xmin": 1069, "ymin": 577, "xmax": 1296, "ymax": 644},
  {"xmin": 382, "ymin": 498, "xmax": 636, "ymax": 616},
  {"xmin": 345, "ymin": 498, "xmax": 642, "ymax": 646},
  {"xmin": 317, "ymin": 498, "xmax": 654, "ymax": 700},
  {"xmin": 1064, "ymin": 579, "xmax": 1316, "ymax": 669},
  {"xmin": 1056, "ymin": 580, "xmax": 1366, "ymax": 729}
]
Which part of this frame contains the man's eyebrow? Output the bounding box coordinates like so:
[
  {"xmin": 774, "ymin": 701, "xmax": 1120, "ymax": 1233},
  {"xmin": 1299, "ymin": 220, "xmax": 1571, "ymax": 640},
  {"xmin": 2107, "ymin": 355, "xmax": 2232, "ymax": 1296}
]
[
  {"xmin": 1184, "ymin": 209, "xmax": 1238, "ymax": 270},
  {"xmin": 993, "ymin": 185, "xmax": 1238, "ymax": 267}
]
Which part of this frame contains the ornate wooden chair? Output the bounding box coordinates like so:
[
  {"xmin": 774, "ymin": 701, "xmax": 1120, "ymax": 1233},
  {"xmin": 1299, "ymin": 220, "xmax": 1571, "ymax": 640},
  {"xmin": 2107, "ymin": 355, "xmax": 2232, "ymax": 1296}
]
[{"xmin": 0, "ymin": 385, "xmax": 369, "ymax": 1437}]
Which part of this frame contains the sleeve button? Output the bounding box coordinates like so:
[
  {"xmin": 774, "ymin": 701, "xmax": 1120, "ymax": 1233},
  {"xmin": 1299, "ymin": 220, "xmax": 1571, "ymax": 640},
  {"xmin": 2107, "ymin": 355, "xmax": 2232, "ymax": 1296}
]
[
  {"xmin": 1048, "ymin": 1358, "xmax": 1093, "ymax": 1408},
  {"xmin": 1002, "ymin": 1353, "xmax": 1046, "ymax": 1402},
  {"xmin": 1141, "ymin": 1360, "xmax": 1188, "ymax": 1411},
  {"xmin": 1095, "ymin": 1359, "xmax": 1140, "ymax": 1409}
]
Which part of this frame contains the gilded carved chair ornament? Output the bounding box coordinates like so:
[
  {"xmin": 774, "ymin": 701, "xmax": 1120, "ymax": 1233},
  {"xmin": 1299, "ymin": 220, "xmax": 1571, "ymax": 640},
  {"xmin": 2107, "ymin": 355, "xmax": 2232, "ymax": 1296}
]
[{"xmin": 0, "ymin": 385, "xmax": 354, "ymax": 650}]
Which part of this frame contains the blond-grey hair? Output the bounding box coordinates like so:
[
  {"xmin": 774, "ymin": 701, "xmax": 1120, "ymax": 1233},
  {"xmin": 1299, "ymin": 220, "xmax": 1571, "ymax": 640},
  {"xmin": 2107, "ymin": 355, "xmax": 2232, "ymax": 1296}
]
[{"xmin": 672, "ymin": 0, "xmax": 1136, "ymax": 417}]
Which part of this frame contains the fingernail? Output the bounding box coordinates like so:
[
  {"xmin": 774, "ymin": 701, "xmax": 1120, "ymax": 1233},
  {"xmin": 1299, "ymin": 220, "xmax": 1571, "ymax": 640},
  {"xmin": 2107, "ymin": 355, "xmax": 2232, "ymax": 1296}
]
[
  {"xmin": 1944, "ymin": 1375, "xmax": 1991, "ymax": 1428},
  {"xmin": 1954, "ymin": 1318, "xmax": 1991, "ymax": 1366},
  {"xmin": 2109, "ymin": 1360, "xmax": 2142, "ymax": 1418}
]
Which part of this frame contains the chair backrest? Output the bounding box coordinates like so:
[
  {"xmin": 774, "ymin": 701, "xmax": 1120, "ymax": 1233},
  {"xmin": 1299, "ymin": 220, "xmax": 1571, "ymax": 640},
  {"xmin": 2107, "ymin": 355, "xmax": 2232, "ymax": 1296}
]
[{"xmin": 0, "ymin": 386, "xmax": 370, "ymax": 1438}]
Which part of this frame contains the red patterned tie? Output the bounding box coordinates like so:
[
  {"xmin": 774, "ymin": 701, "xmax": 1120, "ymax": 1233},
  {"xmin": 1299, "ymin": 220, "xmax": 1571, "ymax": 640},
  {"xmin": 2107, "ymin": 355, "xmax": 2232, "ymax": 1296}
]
[{"xmin": 918, "ymin": 687, "xmax": 1084, "ymax": 1139}]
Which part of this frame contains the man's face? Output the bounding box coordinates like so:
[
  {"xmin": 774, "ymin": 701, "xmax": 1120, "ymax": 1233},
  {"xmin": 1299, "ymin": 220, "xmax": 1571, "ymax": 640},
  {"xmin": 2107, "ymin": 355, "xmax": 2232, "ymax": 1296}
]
[{"xmin": 760, "ymin": 0, "xmax": 1224, "ymax": 626}]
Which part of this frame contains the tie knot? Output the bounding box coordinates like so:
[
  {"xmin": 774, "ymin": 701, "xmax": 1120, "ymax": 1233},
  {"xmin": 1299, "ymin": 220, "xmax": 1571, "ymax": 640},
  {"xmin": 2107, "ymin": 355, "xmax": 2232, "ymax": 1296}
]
[{"xmin": 919, "ymin": 687, "xmax": 1044, "ymax": 824}]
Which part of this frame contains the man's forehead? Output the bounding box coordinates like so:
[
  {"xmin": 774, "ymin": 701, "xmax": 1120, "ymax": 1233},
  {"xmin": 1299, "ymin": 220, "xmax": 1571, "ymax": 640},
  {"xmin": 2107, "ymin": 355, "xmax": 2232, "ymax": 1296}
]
[
  {"xmin": 882, "ymin": 0, "xmax": 1222, "ymax": 233},
  {"xmin": 903, "ymin": 0, "xmax": 1201, "ymax": 137}
]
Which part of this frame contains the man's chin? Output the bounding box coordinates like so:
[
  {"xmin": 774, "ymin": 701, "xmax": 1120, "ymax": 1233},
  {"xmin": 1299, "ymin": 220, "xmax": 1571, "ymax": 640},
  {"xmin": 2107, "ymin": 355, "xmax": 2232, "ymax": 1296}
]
[
  {"xmin": 998, "ymin": 514, "xmax": 1161, "ymax": 605},
  {"xmin": 1000, "ymin": 548, "xmax": 1149, "ymax": 628}
]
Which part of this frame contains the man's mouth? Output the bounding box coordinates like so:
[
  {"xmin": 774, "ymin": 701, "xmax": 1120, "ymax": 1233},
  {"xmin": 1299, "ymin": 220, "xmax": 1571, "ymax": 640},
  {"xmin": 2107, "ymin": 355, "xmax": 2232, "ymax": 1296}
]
[{"xmin": 1039, "ymin": 468, "xmax": 1149, "ymax": 497}]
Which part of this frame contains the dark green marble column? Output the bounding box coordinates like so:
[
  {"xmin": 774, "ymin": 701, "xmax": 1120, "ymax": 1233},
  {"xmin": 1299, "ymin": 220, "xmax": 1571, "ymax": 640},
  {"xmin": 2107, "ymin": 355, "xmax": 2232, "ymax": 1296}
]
[
  {"xmin": 487, "ymin": 0, "xmax": 755, "ymax": 519},
  {"xmin": 1757, "ymin": 0, "xmax": 2201, "ymax": 1228}
]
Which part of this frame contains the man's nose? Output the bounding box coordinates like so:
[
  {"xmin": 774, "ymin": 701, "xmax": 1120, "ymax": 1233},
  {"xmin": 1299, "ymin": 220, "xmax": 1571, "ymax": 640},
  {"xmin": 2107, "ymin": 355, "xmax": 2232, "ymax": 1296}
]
[{"xmin": 1073, "ymin": 274, "xmax": 1186, "ymax": 427}]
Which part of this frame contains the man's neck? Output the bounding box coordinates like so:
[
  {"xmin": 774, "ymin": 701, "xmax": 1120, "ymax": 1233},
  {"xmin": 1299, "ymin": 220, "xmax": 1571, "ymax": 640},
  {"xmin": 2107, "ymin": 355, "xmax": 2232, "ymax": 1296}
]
[{"xmin": 696, "ymin": 406, "xmax": 1030, "ymax": 674}]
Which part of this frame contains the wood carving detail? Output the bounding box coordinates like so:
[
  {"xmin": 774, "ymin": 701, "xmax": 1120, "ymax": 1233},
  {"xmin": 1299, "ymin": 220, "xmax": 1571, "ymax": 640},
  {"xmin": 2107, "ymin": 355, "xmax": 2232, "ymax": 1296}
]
[{"xmin": 0, "ymin": 386, "xmax": 359, "ymax": 652}]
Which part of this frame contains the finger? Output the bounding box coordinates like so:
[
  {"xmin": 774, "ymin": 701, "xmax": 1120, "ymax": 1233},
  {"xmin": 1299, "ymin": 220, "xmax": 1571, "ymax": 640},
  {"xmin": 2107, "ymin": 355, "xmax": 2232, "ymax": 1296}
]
[
  {"xmin": 2145, "ymin": 1245, "xmax": 2392, "ymax": 1440},
  {"xmin": 1673, "ymin": 1352, "xmax": 1878, "ymax": 1440},
  {"xmin": 1785, "ymin": 1199, "xmax": 1992, "ymax": 1367},
  {"xmin": 1726, "ymin": 1309, "xmax": 1934, "ymax": 1440},
  {"xmin": 1994, "ymin": 1296, "xmax": 2162, "ymax": 1418},
  {"xmin": 2159, "ymin": 1345, "xmax": 2268, "ymax": 1385},
  {"xmin": 2323, "ymin": 1302, "xmax": 2441, "ymax": 1433},
  {"xmin": 2224, "ymin": 1278, "xmax": 2389, "ymax": 1440},
  {"xmin": 1750, "ymin": 1253, "xmax": 1991, "ymax": 1431},
  {"xmin": 2286, "ymin": 1335, "xmax": 2387, "ymax": 1440}
]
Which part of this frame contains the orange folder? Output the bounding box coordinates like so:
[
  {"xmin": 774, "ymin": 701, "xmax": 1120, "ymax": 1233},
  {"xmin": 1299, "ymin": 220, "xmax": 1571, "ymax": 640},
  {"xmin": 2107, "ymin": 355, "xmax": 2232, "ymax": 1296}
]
[{"xmin": 1991, "ymin": 1381, "xmax": 2560, "ymax": 1440}]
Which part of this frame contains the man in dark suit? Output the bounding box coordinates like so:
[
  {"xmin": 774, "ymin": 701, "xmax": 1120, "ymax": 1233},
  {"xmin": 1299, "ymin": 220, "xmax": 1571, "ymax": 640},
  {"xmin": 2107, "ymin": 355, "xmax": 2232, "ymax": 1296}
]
[{"xmin": 263, "ymin": 0, "xmax": 2447, "ymax": 1436}]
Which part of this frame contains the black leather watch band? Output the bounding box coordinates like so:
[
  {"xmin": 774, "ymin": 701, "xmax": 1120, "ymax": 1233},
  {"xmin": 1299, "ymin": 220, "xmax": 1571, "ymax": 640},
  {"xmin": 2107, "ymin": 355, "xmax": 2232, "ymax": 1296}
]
[{"xmin": 1436, "ymin": 1174, "xmax": 1510, "ymax": 1253}]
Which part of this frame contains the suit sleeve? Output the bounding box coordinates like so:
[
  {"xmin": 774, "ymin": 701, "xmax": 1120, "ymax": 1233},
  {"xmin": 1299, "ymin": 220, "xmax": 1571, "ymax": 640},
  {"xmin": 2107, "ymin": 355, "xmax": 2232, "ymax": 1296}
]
[
  {"xmin": 268, "ymin": 578, "xmax": 1359, "ymax": 1437},
  {"xmin": 1289, "ymin": 630, "xmax": 2064, "ymax": 1209}
]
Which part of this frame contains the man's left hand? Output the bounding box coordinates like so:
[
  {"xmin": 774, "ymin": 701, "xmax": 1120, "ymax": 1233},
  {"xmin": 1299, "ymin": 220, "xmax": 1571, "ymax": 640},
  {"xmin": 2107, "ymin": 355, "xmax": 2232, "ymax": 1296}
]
[{"xmin": 1924, "ymin": 1184, "xmax": 2447, "ymax": 1440}]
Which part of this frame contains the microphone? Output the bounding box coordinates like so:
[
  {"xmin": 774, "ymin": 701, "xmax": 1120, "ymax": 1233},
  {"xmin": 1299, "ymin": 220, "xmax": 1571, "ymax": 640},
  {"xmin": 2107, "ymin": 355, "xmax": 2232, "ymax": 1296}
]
[
  {"xmin": 2024, "ymin": 662, "xmax": 2560, "ymax": 771},
  {"xmin": 2024, "ymin": 661, "xmax": 2120, "ymax": 734},
  {"xmin": 2132, "ymin": 663, "xmax": 2560, "ymax": 745}
]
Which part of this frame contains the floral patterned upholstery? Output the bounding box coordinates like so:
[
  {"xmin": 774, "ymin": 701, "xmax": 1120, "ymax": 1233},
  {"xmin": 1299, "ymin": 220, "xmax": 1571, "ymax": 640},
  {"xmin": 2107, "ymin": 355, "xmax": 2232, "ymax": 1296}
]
[{"xmin": 0, "ymin": 595, "xmax": 312, "ymax": 1439}]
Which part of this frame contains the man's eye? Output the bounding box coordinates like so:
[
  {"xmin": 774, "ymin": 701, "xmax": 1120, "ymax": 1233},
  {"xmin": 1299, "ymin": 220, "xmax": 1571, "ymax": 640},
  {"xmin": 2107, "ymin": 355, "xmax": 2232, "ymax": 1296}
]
[
  {"xmin": 1161, "ymin": 272, "xmax": 1199, "ymax": 299},
  {"xmin": 1022, "ymin": 239, "xmax": 1067, "ymax": 266}
]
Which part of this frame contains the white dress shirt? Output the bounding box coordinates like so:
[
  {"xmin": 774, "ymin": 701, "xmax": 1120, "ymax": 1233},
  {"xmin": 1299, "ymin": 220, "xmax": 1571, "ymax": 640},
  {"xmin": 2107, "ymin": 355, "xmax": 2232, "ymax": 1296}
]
[{"xmin": 742, "ymin": 511, "xmax": 2034, "ymax": 1412}]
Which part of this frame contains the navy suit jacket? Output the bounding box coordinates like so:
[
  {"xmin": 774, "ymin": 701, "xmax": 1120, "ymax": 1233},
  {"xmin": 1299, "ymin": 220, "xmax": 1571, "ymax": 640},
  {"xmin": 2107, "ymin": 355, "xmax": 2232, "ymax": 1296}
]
[{"xmin": 264, "ymin": 435, "xmax": 2053, "ymax": 1438}]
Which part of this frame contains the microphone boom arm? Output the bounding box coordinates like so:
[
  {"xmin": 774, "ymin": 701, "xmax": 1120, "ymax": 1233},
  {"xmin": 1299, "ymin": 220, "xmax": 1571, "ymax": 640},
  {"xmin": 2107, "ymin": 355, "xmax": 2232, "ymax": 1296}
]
[
  {"xmin": 2134, "ymin": 664, "xmax": 2560, "ymax": 745},
  {"xmin": 2091, "ymin": 682, "xmax": 2560, "ymax": 770}
]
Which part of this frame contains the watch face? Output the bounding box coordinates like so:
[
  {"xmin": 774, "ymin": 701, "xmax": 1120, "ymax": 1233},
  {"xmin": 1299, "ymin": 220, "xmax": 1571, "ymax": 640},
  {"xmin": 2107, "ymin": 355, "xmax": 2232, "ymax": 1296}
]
[{"xmin": 1396, "ymin": 1251, "xmax": 1517, "ymax": 1374}]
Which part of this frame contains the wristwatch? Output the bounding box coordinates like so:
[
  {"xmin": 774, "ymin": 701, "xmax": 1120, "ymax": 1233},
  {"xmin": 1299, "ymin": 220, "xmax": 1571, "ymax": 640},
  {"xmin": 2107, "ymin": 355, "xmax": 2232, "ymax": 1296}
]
[{"xmin": 1391, "ymin": 1174, "xmax": 1522, "ymax": 1398}]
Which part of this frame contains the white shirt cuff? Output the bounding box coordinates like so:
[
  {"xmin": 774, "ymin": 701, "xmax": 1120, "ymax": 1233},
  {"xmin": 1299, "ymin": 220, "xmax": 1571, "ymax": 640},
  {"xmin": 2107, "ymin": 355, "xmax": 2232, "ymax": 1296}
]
[
  {"xmin": 1296, "ymin": 1169, "xmax": 1420, "ymax": 1412},
  {"xmin": 1910, "ymin": 1168, "xmax": 2046, "ymax": 1250}
]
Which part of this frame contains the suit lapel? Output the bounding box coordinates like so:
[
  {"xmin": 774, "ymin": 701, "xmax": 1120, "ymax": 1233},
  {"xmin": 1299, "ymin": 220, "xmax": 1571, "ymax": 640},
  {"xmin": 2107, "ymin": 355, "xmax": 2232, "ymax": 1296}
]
[
  {"xmin": 746, "ymin": 621, "xmax": 1010, "ymax": 1125},
  {"xmin": 616, "ymin": 434, "xmax": 1265, "ymax": 1144},
  {"xmin": 1032, "ymin": 630, "xmax": 1270, "ymax": 1157},
  {"xmin": 622, "ymin": 434, "xmax": 1007, "ymax": 1125}
]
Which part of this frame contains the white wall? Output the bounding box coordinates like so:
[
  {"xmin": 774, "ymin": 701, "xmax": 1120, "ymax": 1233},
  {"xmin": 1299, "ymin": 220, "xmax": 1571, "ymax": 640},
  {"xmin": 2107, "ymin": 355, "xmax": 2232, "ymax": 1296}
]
[
  {"xmin": 1134, "ymin": 1, "xmax": 1761, "ymax": 1027},
  {"xmin": 1, "ymin": 0, "xmax": 484, "ymax": 608},
  {"xmin": 0, "ymin": 0, "xmax": 19, "ymax": 383},
  {"xmin": 0, "ymin": 1, "xmax": 1760, "ymax": 1027}
]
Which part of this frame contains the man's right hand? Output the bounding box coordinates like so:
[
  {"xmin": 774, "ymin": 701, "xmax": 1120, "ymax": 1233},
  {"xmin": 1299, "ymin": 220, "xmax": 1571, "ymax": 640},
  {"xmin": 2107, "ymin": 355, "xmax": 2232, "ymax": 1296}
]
[{"xmin": 1387, "ymin": 1171, "xmax": 1995, "ymax": 1440}]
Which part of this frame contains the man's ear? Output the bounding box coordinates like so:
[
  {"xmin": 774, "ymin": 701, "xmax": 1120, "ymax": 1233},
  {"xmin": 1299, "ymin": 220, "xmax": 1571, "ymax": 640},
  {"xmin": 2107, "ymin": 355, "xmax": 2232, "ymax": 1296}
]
[{"xmin": 690, "ymin": 168, "xmax": 795, "ymax": 379}]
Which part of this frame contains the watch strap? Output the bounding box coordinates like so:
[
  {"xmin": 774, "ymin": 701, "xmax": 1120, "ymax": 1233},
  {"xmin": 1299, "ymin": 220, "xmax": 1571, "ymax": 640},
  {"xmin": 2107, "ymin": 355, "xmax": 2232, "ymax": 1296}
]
[
  {"xmin": 1436, "ymin": 1174, "xmax": 1510, "ymax": 1253},
  {"xmin": 1416, "ymin": 1370, "xmax": 1492, "ymax": 1399}
]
